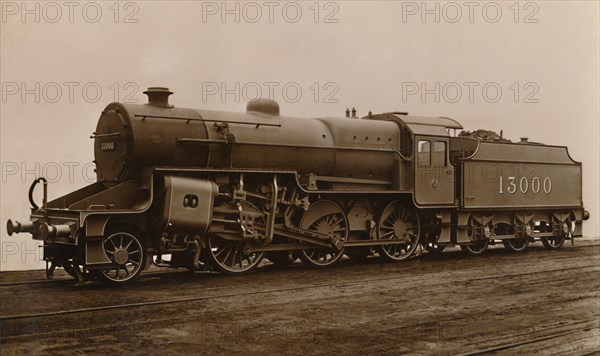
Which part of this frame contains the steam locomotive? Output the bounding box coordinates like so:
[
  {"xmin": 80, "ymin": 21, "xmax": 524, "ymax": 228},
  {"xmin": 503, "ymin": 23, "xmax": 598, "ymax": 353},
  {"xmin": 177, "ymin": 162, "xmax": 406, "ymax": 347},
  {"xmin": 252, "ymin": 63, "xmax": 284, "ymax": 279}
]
[{"xmin": 6, "ymin": 88, "xmax": 589, "ymax": 284}]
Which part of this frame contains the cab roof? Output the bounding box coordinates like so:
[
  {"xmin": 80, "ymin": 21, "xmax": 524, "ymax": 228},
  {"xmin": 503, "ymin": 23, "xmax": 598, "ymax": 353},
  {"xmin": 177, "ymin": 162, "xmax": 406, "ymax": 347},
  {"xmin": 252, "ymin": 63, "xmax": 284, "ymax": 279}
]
[{"xmin": 369, "ymin": 113, "xmax": 463, "ymax": 136}]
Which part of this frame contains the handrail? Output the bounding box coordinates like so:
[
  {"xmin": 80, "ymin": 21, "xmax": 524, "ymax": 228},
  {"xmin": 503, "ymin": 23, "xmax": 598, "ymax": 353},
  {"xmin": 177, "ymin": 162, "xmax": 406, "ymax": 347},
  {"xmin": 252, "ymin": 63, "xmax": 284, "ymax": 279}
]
[
  {"xmin": 28, "ymin": 177, "xmax": 48, "ymax": 219},
  {"xmin": 134, "ymin": 114, "xmax": 281, "ymax": 128}
]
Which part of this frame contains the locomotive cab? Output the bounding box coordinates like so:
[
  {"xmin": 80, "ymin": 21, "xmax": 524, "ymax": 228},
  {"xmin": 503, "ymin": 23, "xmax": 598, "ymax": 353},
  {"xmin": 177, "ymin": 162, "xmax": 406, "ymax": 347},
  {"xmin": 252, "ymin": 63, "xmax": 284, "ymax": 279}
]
[
  {"xmin": 414, "ymin": 135, "xmax": 454, "ymax": 206},
  {"xmin": 402, "ymin": 116, "xmax": 461, "ymax": 207},
  {"xmin": 368, "ymin": 113, "xmax": 462, "ymax": 207}
]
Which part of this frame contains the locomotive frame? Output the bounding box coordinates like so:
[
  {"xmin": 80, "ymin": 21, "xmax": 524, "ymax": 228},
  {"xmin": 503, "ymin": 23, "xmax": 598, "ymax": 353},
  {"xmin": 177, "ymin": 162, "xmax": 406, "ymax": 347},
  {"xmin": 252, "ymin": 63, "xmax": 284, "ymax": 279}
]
[{"xmin": 6, "ymin": 87, "xmax": 589, "ymax": 284}]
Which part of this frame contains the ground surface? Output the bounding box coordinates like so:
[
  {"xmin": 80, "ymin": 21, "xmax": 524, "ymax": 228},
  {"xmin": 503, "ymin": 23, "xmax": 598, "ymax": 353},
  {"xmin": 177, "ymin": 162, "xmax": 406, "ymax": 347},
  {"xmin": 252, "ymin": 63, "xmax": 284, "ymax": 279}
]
[{"xmin": 1, "ymin": 239, "xmax": 599, "ymax": 355}]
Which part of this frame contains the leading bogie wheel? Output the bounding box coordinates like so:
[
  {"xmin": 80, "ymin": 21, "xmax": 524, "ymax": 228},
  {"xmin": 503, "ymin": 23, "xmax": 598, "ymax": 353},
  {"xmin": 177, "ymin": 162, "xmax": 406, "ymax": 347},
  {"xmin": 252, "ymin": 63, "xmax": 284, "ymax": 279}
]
[
  {"xmin": 299, "ymin": 200, "xmax": 348, "ymax": 268},
  {"xmin": 376, "ymin": 201, "xmax": 420, "ymax": 262},
  {"xmin": 98, "ymin": 227, "xmax": 146, "ymax": 284}
]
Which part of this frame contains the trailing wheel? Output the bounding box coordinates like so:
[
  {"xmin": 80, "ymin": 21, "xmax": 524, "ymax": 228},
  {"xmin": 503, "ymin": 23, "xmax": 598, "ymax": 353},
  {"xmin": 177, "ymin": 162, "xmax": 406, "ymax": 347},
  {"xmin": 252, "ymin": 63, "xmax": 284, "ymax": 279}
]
[
  {"xmin": 208, "ymin": 201, "xmax": 265, "ymax": 274},
  {"xmin": 97, "ymin": 227, "xmax": 146, "ymax": 284},
  {"xmin": 376, "ymin": 201, "xmax": 420, "ymax": 262},
  {"xmin": 299, "ymin": 200, "xmax": 348, "ymax": 268}
]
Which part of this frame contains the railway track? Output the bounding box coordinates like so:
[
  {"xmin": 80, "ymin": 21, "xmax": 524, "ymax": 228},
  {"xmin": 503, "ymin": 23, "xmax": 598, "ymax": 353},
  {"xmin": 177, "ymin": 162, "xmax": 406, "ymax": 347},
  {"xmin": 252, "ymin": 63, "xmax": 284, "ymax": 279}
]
[
  {"xmin": 2, "ymin": 242, "xmax": 598, "ymax": 355},
  {"xmin": 0, "ymin": 242, "xmax": 579, "ymax": 289},
  {"xmin": 2, "ymin": 263, "xmax": 597, "ymax": 322},
  {"xmin": 0, "ymin": 278, "xmax": 72, "ymax": 287},
  {"xmin": 456, "ymin": 320, "xmax": 599, "ymax": 356},
  {"xmin": 0, "ymin": 268, "xmax": 201, "ymax": 288},
  {"xmin": 6, "ymin": 306, "xmax": 597, "ymax": 356}
]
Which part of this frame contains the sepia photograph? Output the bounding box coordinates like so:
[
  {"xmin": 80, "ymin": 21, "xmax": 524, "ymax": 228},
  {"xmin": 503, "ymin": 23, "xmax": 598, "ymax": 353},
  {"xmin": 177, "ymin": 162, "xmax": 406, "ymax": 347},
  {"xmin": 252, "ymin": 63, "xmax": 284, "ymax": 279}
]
[{"xmin": 1, "ymin": 0, "xmax": 598, "ymax": 354}]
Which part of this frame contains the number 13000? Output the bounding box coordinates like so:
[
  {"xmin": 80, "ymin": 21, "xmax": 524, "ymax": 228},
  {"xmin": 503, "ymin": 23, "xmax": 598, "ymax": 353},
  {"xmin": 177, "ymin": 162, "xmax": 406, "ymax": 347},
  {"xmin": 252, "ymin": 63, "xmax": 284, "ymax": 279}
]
[{"xmin": 499, "ymin": 176, "xmax": 552, "ymax": 194}]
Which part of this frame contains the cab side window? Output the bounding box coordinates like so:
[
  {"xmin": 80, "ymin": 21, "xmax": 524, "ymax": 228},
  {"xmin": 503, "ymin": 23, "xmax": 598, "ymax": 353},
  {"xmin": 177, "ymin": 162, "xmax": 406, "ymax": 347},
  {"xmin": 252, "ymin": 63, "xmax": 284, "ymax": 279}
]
[
  {"xmin": 417, "ymin": 140, "xmax": 431, "ymax": 166},
  {"xmin": 433, "ymin": 141, "xmax": 447, "ymax": 166}
]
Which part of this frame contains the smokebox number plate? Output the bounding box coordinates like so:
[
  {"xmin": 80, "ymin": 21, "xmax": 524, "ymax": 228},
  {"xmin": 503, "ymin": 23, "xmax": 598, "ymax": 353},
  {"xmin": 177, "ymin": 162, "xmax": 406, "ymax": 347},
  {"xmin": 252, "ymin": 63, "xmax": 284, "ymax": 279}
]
[{"xmin": 101, "ymin": 141, "xmax": 116, "ymax": 151}]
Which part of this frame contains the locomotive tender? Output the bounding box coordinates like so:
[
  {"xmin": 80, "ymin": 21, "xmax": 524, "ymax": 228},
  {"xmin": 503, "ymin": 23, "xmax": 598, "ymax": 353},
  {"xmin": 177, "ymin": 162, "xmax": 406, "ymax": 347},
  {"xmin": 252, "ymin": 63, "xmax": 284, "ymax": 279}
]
[{"xmin": 6, "ymin": 87, "xmax": 590, "ymax": 284}]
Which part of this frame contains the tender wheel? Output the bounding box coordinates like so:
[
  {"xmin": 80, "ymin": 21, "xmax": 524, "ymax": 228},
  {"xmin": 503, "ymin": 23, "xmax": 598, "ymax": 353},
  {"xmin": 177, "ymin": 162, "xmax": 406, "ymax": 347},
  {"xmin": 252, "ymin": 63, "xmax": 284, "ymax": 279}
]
[
  {"xmin": 208, "ymin": 201, "xmax": 265, "ymax": 274},
  {"xmin": 376, "ymin": 201, "xmax": 420, "ymax": 262},
  {"xmin": 299, "ymin": 200, "xmax": 348, "ymax": 268},
  {"xmin": 98, "ymin": 228, "xmax": 146, "ymax": 284},
  {"xmin": 460, "ymin": 217, "xmax": 490, "ymax": 255},
  {"xmin": 538, "ymin": 220, "xmax": 566, "ymax": 249},
  {"xmin": 502, "ymin": 237, "xmax": 530, "ymax": 252},
  {"xmin": 496, "ymin": 222, "xmax": 530, "ymax": 252},
  {"xmin": 460, "ymin": 239, "xmax": 489, "ymax": 255},
  {"xmin": 541, "ymin": 235, "xmax": 565, "ymax": 249}
]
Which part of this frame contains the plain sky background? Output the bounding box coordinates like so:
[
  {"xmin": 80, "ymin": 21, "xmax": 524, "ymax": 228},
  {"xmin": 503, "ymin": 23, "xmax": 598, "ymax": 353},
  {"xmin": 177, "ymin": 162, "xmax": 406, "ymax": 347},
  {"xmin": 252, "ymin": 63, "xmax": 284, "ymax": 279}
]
[{"xmin": 1, "ymin": 0, "xmax": 598, "ymax": 270}]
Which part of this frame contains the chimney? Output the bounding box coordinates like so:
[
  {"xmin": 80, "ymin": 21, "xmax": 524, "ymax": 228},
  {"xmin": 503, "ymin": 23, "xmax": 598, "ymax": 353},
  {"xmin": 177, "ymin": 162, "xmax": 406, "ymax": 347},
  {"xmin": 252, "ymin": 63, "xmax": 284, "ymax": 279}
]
[
  {"xmin": 351, "ymin": 107, "xmax": 356, "ymax": 118},
  {"xmin": 520, "ymin": 137, "xmax": 529, "ymax": 143},
  {"xmin": 144, "ymin": 87, "xmax": 173, "ymax": 108},
  {"xmin": 345, "ymin": 108, "xmax": 350, "ymax": 118}
]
